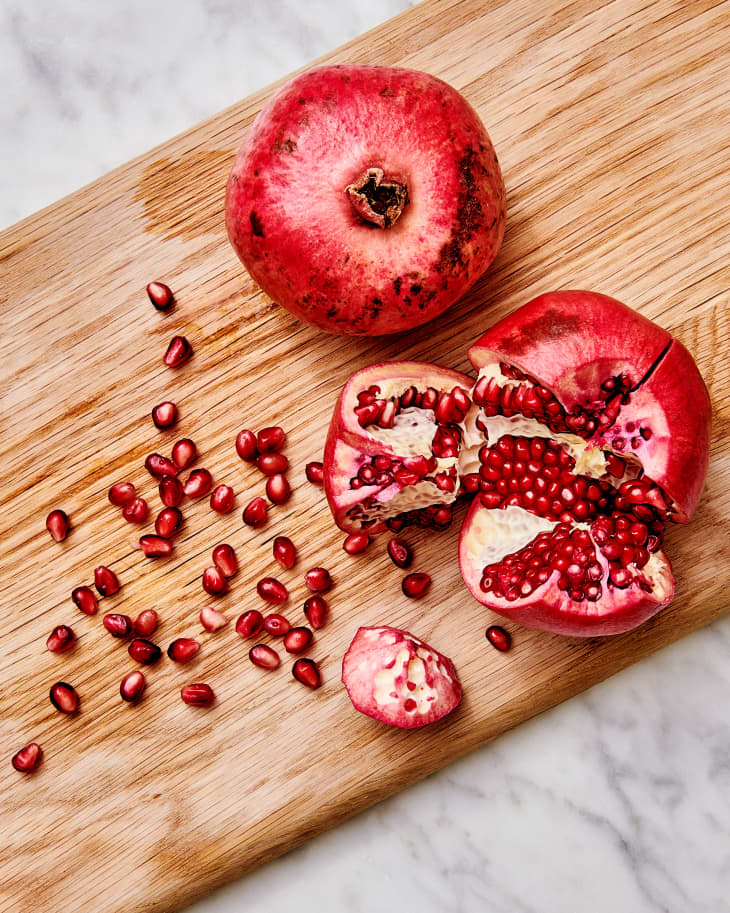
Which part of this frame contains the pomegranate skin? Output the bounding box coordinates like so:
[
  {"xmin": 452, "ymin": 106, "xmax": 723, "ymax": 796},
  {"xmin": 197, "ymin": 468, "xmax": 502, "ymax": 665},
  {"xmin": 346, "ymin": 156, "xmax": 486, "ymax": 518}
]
[{"xmin": 226, "ymin": 64, "xmax": 505, "ymax": 336}]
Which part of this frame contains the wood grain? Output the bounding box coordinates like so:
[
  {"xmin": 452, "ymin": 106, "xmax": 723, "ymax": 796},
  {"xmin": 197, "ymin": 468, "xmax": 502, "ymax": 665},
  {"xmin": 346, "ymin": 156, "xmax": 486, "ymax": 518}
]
[{"xmin": 1, "ymin": 1, "xmax": 729, "ymax": 910}]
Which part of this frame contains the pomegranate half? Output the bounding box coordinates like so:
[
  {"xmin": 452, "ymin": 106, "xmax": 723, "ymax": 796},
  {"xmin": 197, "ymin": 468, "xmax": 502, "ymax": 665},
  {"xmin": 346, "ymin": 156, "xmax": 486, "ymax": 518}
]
[{"xmin": 226, "ymin": 64, "xmax": 505, "ymax": 335}]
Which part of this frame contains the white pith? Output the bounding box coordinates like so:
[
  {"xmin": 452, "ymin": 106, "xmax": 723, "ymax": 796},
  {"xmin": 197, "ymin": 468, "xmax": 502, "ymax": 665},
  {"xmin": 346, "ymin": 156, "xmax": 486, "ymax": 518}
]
[
  {"xmin": 463, "ymin": 505, "xmax": 558, "ymax": 567},
  {"xmin": 372, "ymin": 644, "xmax": 448, "ymax": 715}
]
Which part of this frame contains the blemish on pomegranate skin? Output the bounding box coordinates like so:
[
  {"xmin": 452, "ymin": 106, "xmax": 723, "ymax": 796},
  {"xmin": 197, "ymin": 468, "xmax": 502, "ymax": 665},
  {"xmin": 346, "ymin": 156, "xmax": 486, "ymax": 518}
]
[{"xmin": 250, "ymin": 211, "xmax": 265, "ymax": 237}]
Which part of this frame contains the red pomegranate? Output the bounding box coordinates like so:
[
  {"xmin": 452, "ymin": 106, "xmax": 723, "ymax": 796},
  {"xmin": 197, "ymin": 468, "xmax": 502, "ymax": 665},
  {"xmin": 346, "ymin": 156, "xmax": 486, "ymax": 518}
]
[{"xmin": 226, "ymin": 64, "xmax": 505, "ymax": 336}]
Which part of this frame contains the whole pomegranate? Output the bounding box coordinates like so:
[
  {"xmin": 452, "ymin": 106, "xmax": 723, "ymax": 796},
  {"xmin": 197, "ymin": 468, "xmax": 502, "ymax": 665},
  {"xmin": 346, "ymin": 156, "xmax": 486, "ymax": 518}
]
[
  {"xmin": 323, "ymin": 291, "xmax": 712, "ymax": 636},
  {"xmin": 226, "ymin": 64, "xmax": 505, "ymax": 335}
]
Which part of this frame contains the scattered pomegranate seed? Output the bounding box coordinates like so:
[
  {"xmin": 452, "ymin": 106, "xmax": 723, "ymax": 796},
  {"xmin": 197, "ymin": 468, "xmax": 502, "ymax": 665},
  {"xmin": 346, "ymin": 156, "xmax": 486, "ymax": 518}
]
[
  {"xmin": 120, "ymin": 670, "xmax": 146, "ymax": 703},
  {"xmin": 155, "ymin": 506, "xmax": 183, "ymax": 538},
  {"xmin": 202, "ymin": 566, "xmax": 228, "ymax": 596},
  {"xmin": 242, "ymin": 496, "xmax": 268, "ymax": 528},
  {"xmin": 236, "ymin": 610, "xmax": 264, "ymax": 639},
  {"xmin": 303, "ymin": 595, "xmax": 328, "ymax": 629},
  {"xmin": 145, "ymin": 453, "xmax": 179, "ymax": 478},
  {"xmin": 139, "ymin": 534, "xmax": 173, "ymax": 558},
  {"xmin": 108, "ymin": 481, "xmax": 136, "ymax": 507},
  {"xmin": 11, "ymin": 742, "xmax": 43, "ymax": 773},
  {"xmin": 387, "ymin": 538, "xmax": 413, "ymax": 569},
  {"xmin": 257, "ymin": 452, "xmax": 289, "ymax": 476},
  {"xmin": 164, "ymin": 335, "xmax": 192, "ymax": 368},
  {"xmin": 256, "ymin": 426, "xmax": 286, "ymax": 453},
  {"xmin": 304, "ymin": 567, "xmax": 332, "ymax": 593},
  {"xmin": 284, "ymin": 626, "xmax": 313, "ymax": 654},
  {"xmin": 46, "ymin": 509, "xmax": 70, "ymax": 542},
  {"xmin": 343, "ymin": 533, "xmax": 370, "ymax": 555},
  {"xmin": 181, "ymin": 683, "xmax": 215, "ymax": 706},
  {"xmin": 184, "ymin": 468, "xmax": 213, "ymax": 498},
  {"xmin": 402, "ymin": 572, "xmax": 431, "ymax": 598},
  {"xmin": 292, "ymin": 658, "xmax": 321, "ymax": 689},
  {"xmin": 249, "ymin": 644, "xmax": 280, "ymax": 670},
  {"xmin": 134, "ymin": 609, "xmax": 159, "ymax": 637},
  {"xmin": 159, "ymin": 475, "xmax": 184, "ymax": 508},
  {"xmin": 273, "ymin": 535, "xmax": 297, "ymax": 570},
  {"xmin": 235, "ymin": 429, "xmax": 258, "ymax": 461},
  {"xmin": 210, "ymin": 484, "xmax": 235, "ymax": 514},
  {"xmin": 171, "ymin": 438, "xmax": 197, "ymax": 471},
  {"xmin": 122, "ymin": 497, "xmax": 149, "ymax": 524},
  {"xmin": 486, "ymin": 625, "xmax": 512, "ymax": 652},
  {"xmin": 305, "ymin": 461, "xmax": 324, "ymax": 485},
  {"xmin": 146, "ymin": 280, "xmax": 174, "ymax": 311},
  {"xmin": 94, "ymin": 566, "xmax": 120, "ymax": 596},
  {"xmin": 257, "ymin": 577, "xmax": 288, "ymax": 603},
  {"xmin": 152, "ymin": 401, "xmax": 178, "ymax": 429},
  {"xmin": 200, "ymin": 605, "xmax": 228, "ymax": 633},
  {"xmin": 128, "ymin": 638, "xmax": 162, "ymax": 664},
  {"xmin": 103, "ymin": 613, "xmax": 133, "ymax": 638},
  {"xmin": 46, "ymin": 625, "xmax": 75, "ymax": 654},
  {"xmin": 49, "ymin": 681, "xmax": 79, "ymax": 714},
  {"xmin": 212, "ymin": 543, "xmax": 238, "ymax": 578},
  {"xmin": 263, "ymin": 613, "xmax": 291, "ymax": 636},
  {"xmin": 72, "ymin": 586, "xmax": 98, "ymax": 615},
  {"xmin": 167, "ymin": 637, "xmax": 201, "ymax": 663},
  {"xmin": 266, "ymin": 473, "xmax": 291, "ymax": 504}
]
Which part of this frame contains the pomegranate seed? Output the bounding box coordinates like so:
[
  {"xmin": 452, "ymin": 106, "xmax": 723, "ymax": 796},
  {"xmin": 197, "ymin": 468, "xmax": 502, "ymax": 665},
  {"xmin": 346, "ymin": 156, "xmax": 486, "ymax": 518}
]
[
  {"xmin": 108, "ymin": 481, "xmax": 136, "ymax": 507},
  {"xmin": 94, "ymin": 566, "xmax": 120, "ymax": 596},
  {"xmin": 155, "ymin": 506, "xmax": 183, "ymax": 538},
  {"xmin": 304, "ymin": 567, "xmax": 332, "ymax": 593},
  {"xmin": 202, "ymin": 566, "xmax": 228, "ymax": 596},
  {"xmin": 145, "ymin": 453, "xmax": 179, "ymax": 478},
  {"xmin": 134, "ymin": 609, "xmax": 159, "ymax": 637},
  {"xmin": 266, "ymin": 473, "xmax": 291, "ymax": 504},
  {"xmin": 159, "ymin": 475, "xmax": 184, "ymax": 507},
  {"xmin": 146, "ymin": 280, "xmax": 174, "ymax": 311},
  {"xmin": 167, "ymin": 637, "xmax": 200, "ymax": 662},
  {"xmin": 387, "ymin": 538, "xmax": 413, "ymax": 568},
  {"xmin": 11, "ymin": 742, "xmax": 43, "ymax": 773},
  {"xmin": 200, "ymin": 605, "xmax": 229, "ymax": 633},
  {"xmin": 171, "ymin": 438, "xmax": 197, "ymax": 470},
  {"xmin": 292, "ymin": 658, "xmax": 321, "ymax": 689},
  {"xmin": 273, "ymin": 536, "xmax": 297, "ymax": 570},
  {"xmin": 212, "ymin": 543, "xmax": 238, "ymax": 578},
  {"xmin": 236, "ymin": 610, "xmax": 264, "ymax": 639},
  {"xmin": 242, "ymin": 497, "xmax": 268, "ymax": 528},
  {"xmin": 128, "ymin": 638, "xmax": 162, "ymax": 664},
  {"xmin": 139, "ymin": 534, "xmax": 173, "ymax": 558},
  {"xmin": 256, "ymin": 426, "xmax": 286, "ymax": 453},
  {"xmin": 284, "ymin": 626, "xmax": 313, "ymax": 654},
  {"xmin": 103, "ymin": 613, "xmax": 133, "ymax": 638},
  {"xmin": 164, "ymin": 335, "xmax": 192, "ymax": 368},
  {"xmin": 343, "ymin": 533, "xmax": 370, "ymax": 555},
  {"xmin": 210, "ymin": 484, "xmax": 235, "ymax": 514},
  {"xmin": 120, "ymin": 670, "xmax": 146, "ymax": 703},
  {"xmin": 257, "ymin": 577, "xmax": 288, "ymax": 603},
  {"xmin": 46, "ymin": 509, "xmax": 70, "ymax": 542},
  {"xmin": 303, "ymin": 595, "xmax": 328, "ymax": 629},
  {"xmin": 486, "ymin": 625, "xmax": 512, "ymax": 652},
  {"xmin": 184, "ymin": 468, "xmax": 213, "ymax": 498},
  {"xmin": 46, "ymin": 625, "xmax": 75, "ymax": 654},
  {"xmin": 257, "ymin": 452, "xmax": 289, "ymax": 476},
  {"xmin": 402, "ymin": 573, "xmax": 431, "ymax": 598},
  {"xmin": 49, "ymin": 681, "xmax": 79, "ymax": 714},
  {"xmin": 249, "ymin": 644, "xmax": 280, "ymax": 670},
  {"xmin": 263, "ymin": 613, "xmax": 291, "ymax": 636},
  {"xmin": 235, "ymin": 429, "xmax": 258, "ymax": 461},
  {"xmin": 152, "ymin": 401, "xmax": 178, "ymax": 429},
  {"xmin": 305, "ymin": 461, "xmax": 324, "ymax": 485},
  {"xmin": 181, "ymin": 683, "xmax": 215, "ymax": 706},
  {"xmin": 72, "ymin": 586, "xmax": 98, "ymax": 615},
  {"xmin": 123, "ymin": 497, "xmax": 149, "ymax": 524}
]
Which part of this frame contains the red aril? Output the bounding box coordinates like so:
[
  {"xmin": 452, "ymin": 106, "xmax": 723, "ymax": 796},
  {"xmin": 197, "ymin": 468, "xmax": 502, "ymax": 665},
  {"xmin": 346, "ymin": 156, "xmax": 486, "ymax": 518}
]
[
  {"xmin": 243, "ymin": 497, "xmax": 268, "ymax": 528},
  {"xmin": 172, "ymin": 438, "xmax": 197, "ymax": 470},
  {"xmin": 256, "ymin": 426, "xmax": 286, "ymax": 453},
  {"xmin": 257, "ymin": 577, "xmax": 288, "ymax": 603},
  {"xmin": 486, "ymin": 625, "xmax": 511, "ymax": 652},
  {"xmin": 263, "ymin": 613, "xmax": 290, "ymax": 636},
  {"xmin": 235, "ymin": 610, "xmax": 264, "ymax": 639},
  {"xmin": 200, "ymin": 605, "xmax": 229, "ymax": 633},
  {"xmin": 103, "ymin": 613, "xmax": 133, "ymax": 638},
  {"xmin": 266, "ymin": 473, "xmax": 291, "ymax": 504},
  {"xmin": 145, "ymin": 453, "xmax": 179, "ymax": 478},
  {"xmin": 146, "ymin": 280, "xmax": 174, "ymax": 311},
  {"xmin": 167, "ymin": 638, "xmax": 201, "ymax": 662},
  {"xmin": 212, "ymin": 543, "xmax": 238, "ymax": 578},
  {"xmin": 72, "ymin": 586, "xmax": 98, "ymax": 615},
  {"xmin": 94, "ymin": 566, "xmax": 120, "ymax": 596},
  {"xmin": 152, "ymin": 401, "xmax": 178, "ymax": 429},
  {"xmin": 155, "ymin": 506, "xmax": 183, "ymax": 538},
  {"xmin": 249, "ymin": 644, "xmax": 280, "ymax": 670},
  {"xmin": 210, "ymin": 484, "xmax": 235, "ymax": 514},
  {"xmin": 273, "ymin": 535, "xmax": 297, "ymax": 570},
  {"xmin": 235, "ymin": 429, "xmax": 258, "ymax": 461},
  {"xmin": 181, "ymin": 683, "xmax": 215, "ymax": 706},
  {"xmin": 134, "ymin": 609, "xmax": 159, "ymax": 637},
  {"xmin": 46, "ymin": 625, "xmax": 75, "ymax": 654},
  {"xmin": 284, "ymin": 626, "xmax": 313, "ymax": 654},
  {"xmin": 202, "ymin": 566, "xmax": 228, "ymax": 597},
  {"xmin": 120, "ymin": 670, "xmax": 146, "ymax": 703},
  {"xmin": 257, "ymin": 452, "xmax": 289, "ymax": 476},
  {"xmin": 303, "ymin": 595, "xmax": 328, "ymax": 629},
  {"xmin": 304, "ymin": 567, "xmax": 332, "ymax": 593},
  {"xmin": 159, "ymin": 475, "xmax": 184, "ymax": 507},
  {"xmin": 292, "ymin": 658, "xmax": 321, "ymax": 689},
  {"xmin": 123, "ymin": 497, "xmax": 149, "ymax": 524},
  {"xmin": 49, "ymin": 681, "xmax": 79, "ymax": 714},
  {"xmin": 305, "ymin": 462, "xmax": 324, "ymax": 485},
  {"xmin": 387, "ymin": 538, "xmax": 412, "ymax": 568},
  {"xmin": 343, "ymin": 533, "xmax": 370, "ymax": 554},
  {"xmin": 46, "ymin": 509, "xmax": 70, "ymax": 542},
  {"xmin": 163, "ymin": 335, "xmax": 192, "ymax": 368},
  {"xmin": 128, "ymin": 638, "xmax": 162, "ymax": 664},
  {"xmin": 11, "ymin": 742, "xmax": 43, "ymax": 773},
  {"xmin": 402, "ymin": 572, "xmax": 431, "ymax": 599},
  {"xmin": 108, "ymin": 482, "xmax": 136, "ymax": 507},
  {"xmin": 184, "ymin": 468, "xmax": 213, "ymax": 498},
  {"xmin": 139, "ymin": 534, "xmax": 173, "ymax": 558}
]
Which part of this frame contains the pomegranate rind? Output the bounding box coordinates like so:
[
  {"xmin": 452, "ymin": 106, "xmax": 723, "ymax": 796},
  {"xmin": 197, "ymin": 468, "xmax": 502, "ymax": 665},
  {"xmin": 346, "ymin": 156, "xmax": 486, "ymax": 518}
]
[
  {"xmin": 341, "ymin": 625, "xmax": 462, "ymax": 729},
  {"xmin": 226, "ymin": 64, "xmax": 505, "ymax": 336}
]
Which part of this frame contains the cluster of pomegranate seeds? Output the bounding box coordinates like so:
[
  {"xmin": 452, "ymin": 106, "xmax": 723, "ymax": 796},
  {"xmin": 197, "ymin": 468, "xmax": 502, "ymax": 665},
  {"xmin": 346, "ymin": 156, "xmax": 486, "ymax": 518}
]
[
  {"xmin": 146, "ymin": 280, "xmax": 174, "ymax": 311},
  {"xmin": 46, "ymin": 509, "xmax": 70, "ymax": 542},
  {"xmin": 128, "ymin": 638, "xmax": 162, "ymax": 664},
  {"xmin": 200, "ymin": 605, "xmax": 228, "ymax": 633},
  {"xmin": 120, "ymin": 670, "xmax": 147, "ymax": 703},
  {"xmin": 49, "ymin": 682, "xmax": 79, "ymax": 714},
  {"xmin": 486, "ymin": 625, "xmax": 511, "ymax": 652},
  {"xmin": 210, "ymin": 484, "xmax": 235, "ymax": 514},
  {"xmin": 94, "ymin": 565, "xmax": 120, "ymax": 596},
  {"xmin": 305, "ymin": 461, "xmax": 324, "ymax": 485},
  {"xmin": 46, "ymin": 625, "xmax": 76, "ymax": 654},
  {"xmin": 12, "ymin": 742, "xmax": 43, "ymax": 773},
  {"xmin": 103, "ymin": 613, "xmax": 133, "ymax": 638},
  {"xmin": 123, "ymin": 497, "xmax": 149, "ymax": 524},
  {"xmin": 402, "ymin": 573, "xmax": 431, "ymax": 599},
  {"xmin": 152, "ymin": 401, "xmax": 178, "ymax": 430},
  {"xmin": 163, "ymin": 335, "xmax": 193, "ymax": 368},
  {"xmin": 167, "ymin": 638, "xmax": 201, "ymax": 663},
  {"xmin": 134, "ymin": 610, "xmax": 159, "ymax": 637},
  {"xmin": 343, "ymin": 533, "xmax": 370, "ymax": 555},
  {"xmin": 72, "ymin": 586, "xmax": 98, "ymax": 615},
  {"xmin": 180, "ymin": 683, "xmax": 215, "ymax": 706}
]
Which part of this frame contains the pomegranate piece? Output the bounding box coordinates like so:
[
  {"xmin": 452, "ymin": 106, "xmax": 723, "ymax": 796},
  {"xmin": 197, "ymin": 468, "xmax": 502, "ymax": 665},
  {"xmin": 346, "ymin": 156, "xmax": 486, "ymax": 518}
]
[
  {"xmin": 273, "ymin": 535, "xmax": 297, "ymax": 570},
  {"xmin": 11, "ymin": 742, "xmax": 43, "ymax": 773},
  {"xmin": 167, "ymin": 637, "xmax": 201, "ymax": 663},
  {"xmin": 139, "ymin": 534, "xmax": 173, "ymax": 558},
  {"xmin": 184, "ymin": 468, "xmax": 213, "ymax": 498},
  {"xmin": 402, "ymin": 572, "xmax": 431, "ymax": 599},
  {"xmin": 242, "ymin": 496, "xmax": 268, "ymax": 528},
  {"xmin": 236, "ymin": 610, "xmax": 264, "ymax": 639},
  {"xmin": 263, "ymin": 613, "xmax": 290, "ymax": 637},
  {"xmin": 292, "ymin": 658, "xmax": 321, "ymax": 689},
  {"xmin": 387, "ymin": 538, "xmax": 413, "ymax": 568},
  {"xmin": 128, "ymin": 638, "xmax": 162, "ymax": 664},
  {"xmin": 202, "ymin": 566, "xmax": 228, "ymax": 597},
  {"xmin": 304, "ymin": 567, "xmax": 332, "ymax": 593},
  {"xmin": 486, "ymin": 625, "xmax": 511, "ymax": 652},
  {"xmin": 249, "ymin": 644, "xmax": 280, "ymax": 670},
  {"xmin": 172, "ymin": 438, "xmax": 197, "ymax": 471},
  {"xmin": 108, "ymin": 481, "xmax": 136, "ymax": 506},
  {"xmin": 46, "ymin": 509, "xmax": 70, "ymax": 542},
  {"xmin": 103, "ymin": 613, "xmax": 133, "ymax": 638},
  {"xmin": 305, "ymin": 461, "xmax": 324, "ymax": 485},
  {"xmin": 152, "ymin": 401, "xmax": 178, "ymax": 429},
  {"xmin": 226, "ymin": 64, "xmax": 505, "ymax": 335},
  {"xmin": 159, "ymin": 475, "xmax": 184, "ymax": 507},
  {"xmin": 120, "ymin": 670, "xmax": 146, "ymax": 703},
  {"xmin": 257, "ymin": 577, "xmax": 288, "ymax": 603},
  {"xmin": 235, "ymin": 429, "xmax": 258, "ymax": 461},
  {"xmin": 257, "ymin": 452, "xmax": 289, "ymax": 476},
  {"xmin": 145, "ymin": 453, "xmax": 179, "ymax": 478},
  {"xmin": 343, "ymin": 533, "xmax": 370, "ymax": 555},
  {"xmin": 303, "ymin": 595, "xmax": 328, "ymax": 629},
  {"xmin": 94, "ymin": 566, "xmax": 120, "ymax": 596},
  {"xmin": 163, "ymin": 335, "xmax": 192, "ymax": 368},
  {"xmin": 342, "ymin": 625, "xmax": 461, "ymax": 728},
  {"xmin": 49, "ymin": 681, "xmax": 79, "ymax": 714},
  {"xmin": 46, "ymin": 625, "xmax": 75, "ymax": 654},
  {"xmin": 134, "ymin": 609, "xmax": 159, "ymax": 637},
  {"xmin": 72, "ymin": 586, "xmax": 98, "ymax": 615},
  {"xmin": 155, "ymin": 506, "xmax": 183, "ymax": 538},
  {"xmin": 200, "ymin": 605, "xmax": 229, "ymax": 633},
  {"xmin": 256, "ymin": 426, "xmax": 286, "ymax": 453},
  {"xmin": 212, "ymin": 543, "xmax": 238, "ymax": 578},
  {"xmin": 210, "ymin": 484, "xmax": 235, "ymax": 514},
  {"xmin": 181, "ymin": 683, "xmax": 215, "ymax": 706},
  {"xmin": 266, "ymin": 473, "xmax": 291, "ymax": 504},
  {"xmin": 146, "ymin": 280, "xmax": 174, "ymax": 311},
  {"xmin": 284, "ymin": 626, "xmax": 313, "ymax": 654},
  {"xmin": 123, "ymin": 497, "xmax": 149, "ymax": 524}
]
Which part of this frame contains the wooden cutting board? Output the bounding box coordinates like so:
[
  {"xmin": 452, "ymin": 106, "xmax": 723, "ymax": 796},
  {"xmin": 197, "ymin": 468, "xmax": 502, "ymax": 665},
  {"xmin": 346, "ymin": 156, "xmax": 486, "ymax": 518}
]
[{"xmin": 1, "ymin": 0, "xmax": 728, "ymax": 910}]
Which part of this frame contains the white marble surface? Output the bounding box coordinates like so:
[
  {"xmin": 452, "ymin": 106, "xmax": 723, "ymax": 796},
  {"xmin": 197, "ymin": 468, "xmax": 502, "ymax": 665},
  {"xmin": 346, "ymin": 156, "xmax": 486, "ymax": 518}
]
[{"xmin": 3, "ymin": 2, "xmax": 729, "ymax": 911}]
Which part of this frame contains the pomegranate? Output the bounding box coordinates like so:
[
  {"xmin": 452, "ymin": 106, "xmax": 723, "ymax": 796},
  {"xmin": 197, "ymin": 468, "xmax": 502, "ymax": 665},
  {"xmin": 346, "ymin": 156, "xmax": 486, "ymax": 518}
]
[
  {"xmin": 226, "ymin": 64, "xmax": 505, "ymax": 335},
  {"xmin": 172, "ymin": 438, "xmax": 197, "ymax": 470},
  {"xmin": 242, "ymin": 497, "xmax": 268, "ymax": 528},
  {"xmin": 103, "ymin": 613, "xmax": 133, "ymax": 638},
  {"xmin": 273, "ymin": 535, "xmax": 297, "ymax": 570},
  {"xmin": 263, "ymin": 613, "xmax": 290, "ymax": 636},
  {"xmin": 46, "ymin": 509, "xmax": 70, "ymax": 542},
  {"xmin": 120, "ymin": 670, "xmax": 147, "ymax": 703},
  {"xmin": 304, "ymin": 567, "xmax": 332, "ymax": 593},
  {"xmin": 159, "ymin": 475, "xmax": 184, "ymax": 508},
  {"xmin": 152, "ymin": 401, "xmax": 178, "ymax": 429},
  {"xmin": 146, "ymin": 280, "xmax": 174, "ymax": 311},
  {"xmin": 257, "ymin": 453, "xmax": 288, "ymax": 476},
  {"xmin": 257, "ymin": 577, "xmax": 288, "ymax": 603},
  {"xmin": 387, "ymin": 538, "xmax": 413, "ymax": 568},
  {"xmin": 46, "ymin": 625, "xmax": 76, "ymax": 654},
  {"xmin": 402, "ymin": 572, "xmax": 431, "ymax": 599},
  {"xmin": 249, "ymin": 644, "xmax": 280, "ymax": 670},
  {"xmin": 128, "ymin": 638, "xmax": 162, "ymax": 664},
  {"xmin": 184, "ymin": 468, "xmax": 214, "ymax": 498},
  {"xmin": 486, "ymin": 625, "xmax": 511, "ymax": 652},
  {"xmin": 181, "ymin": 683, "xmax": 215, "ymax": 706},
  {"xmin": 49, "ymin": 681, "xmax": 79, "ymax": 714},
  {"xmin": 343, "ymin": 533, "xmax": 370, "ymax": 555},
  {"xmin": 236, "ymin": 610, "xmax": 264, "ymax": 639},
  {"xmin": 292, "ymin": 658, "xmax": 321, "ymax": 689},
  {"xmin": 139, "ymin": 534, "xmax": 173, "ymax": 558},
  {"xmin": 235, "ymin": 429, "xmax": 258, "ymax": 461},
  {"xmin": 284, "ymin": 626, "xmax": 313, "ymax": 654},
  {"xmin": 202, "ymin": 566, "xmax": 228, "ymax": 597},
  {"xmin": 163, "ymin": 335, "xmax": 192, "ymax": 368},
  {"xmin": 256, "ymin": 426, "xmax": 286, "ymax": 453},
  {"xmin": 212, "ymin": 543, "xmax": 238, "ymax": 578},
  {"xmin": 167, "ymin": 638, "xmax": 201, "ymax": 663},
  {"xmin": 210, "ymin": 484, "xmax": 235, "ymax": 514},
  {"xmin": 94, "ymin": 566, "xmax": 120, "ymax": 597},
  {"xmin": 155, "ymin": 506, "xmax": 183, "ymax": 538},
  {"xmin": 123, "ymin": 497, "xmax": 149, "ymax": 524},
  {"xmin": 72, "ymin": 586, "xmax": 98, "ymax": 615},
  {"xmin": 12, "ymin": 742, "xmax": 43, "ymax": 773},
  {"xmin": 342, "ymin": 626, "xmax": 461, "ymax": 728},
  {"xmin": 145, "ymin": 453, "xmax": 179, "ymax": 478},
  {"xmin": 303, "ymin": 595, "xmax": 328, "ymax": 630},
  {"xmin": 200, "ymin": 606, "xmax": 229, "ymax": 633},
  {"xmin": 266, "ymin": 473, "xmax": 291, "ymax": 504},
  {"xmin": 134, "ymin": 609, "xmax": 159, "ymax": 637},
  {"xmin": 108, "ymin": 481, "xmax": 136, "ymax": 506},
  {"xmin": 305, "ymin": 462, "xmax": 324, "ymax": 485}
]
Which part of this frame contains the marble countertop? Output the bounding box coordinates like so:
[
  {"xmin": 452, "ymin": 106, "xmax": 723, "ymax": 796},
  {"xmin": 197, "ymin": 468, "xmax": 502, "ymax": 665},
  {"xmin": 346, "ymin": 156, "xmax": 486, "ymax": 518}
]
[{"xmin": 3, "ymin": 2, "xmax": 728, "ymax": 911}]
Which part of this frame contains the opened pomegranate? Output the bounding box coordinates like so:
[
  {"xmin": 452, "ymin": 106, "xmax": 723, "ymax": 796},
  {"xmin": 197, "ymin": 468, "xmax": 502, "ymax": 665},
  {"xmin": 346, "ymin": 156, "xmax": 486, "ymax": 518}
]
[{"xmin": 226, "ymin": 64, "xmax": 505, "ymax": 336}]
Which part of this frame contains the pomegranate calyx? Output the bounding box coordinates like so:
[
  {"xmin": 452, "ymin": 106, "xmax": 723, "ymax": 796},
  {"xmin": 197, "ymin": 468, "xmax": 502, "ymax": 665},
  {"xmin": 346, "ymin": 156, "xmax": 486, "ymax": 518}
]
[{"xmin": 345, "ymin": 167, "xmax": 408, "ymax": 229}]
